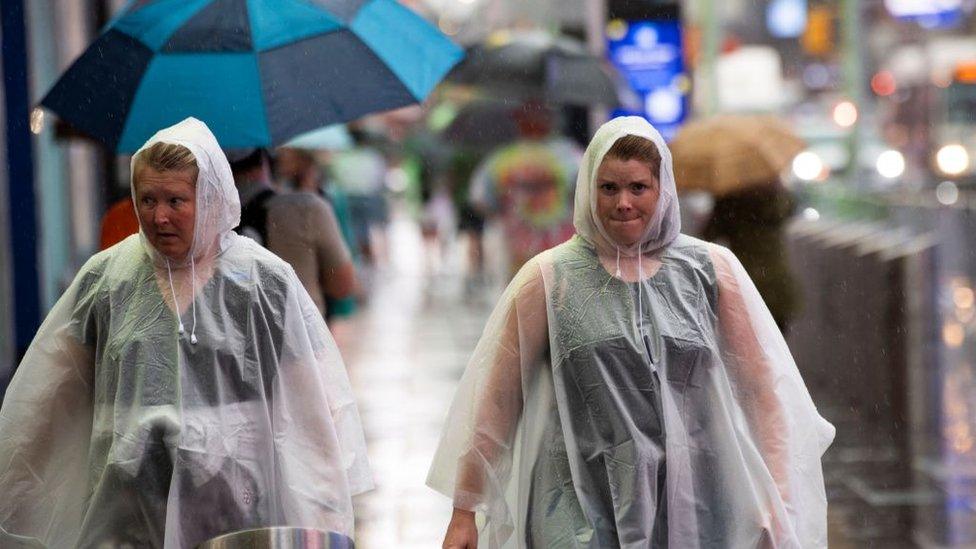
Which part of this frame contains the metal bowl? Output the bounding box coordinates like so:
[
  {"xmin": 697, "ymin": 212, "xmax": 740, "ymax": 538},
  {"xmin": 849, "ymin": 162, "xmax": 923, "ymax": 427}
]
[{"xmin": 196, "ymin": 527, "xmax": 354, "ymax": 549}]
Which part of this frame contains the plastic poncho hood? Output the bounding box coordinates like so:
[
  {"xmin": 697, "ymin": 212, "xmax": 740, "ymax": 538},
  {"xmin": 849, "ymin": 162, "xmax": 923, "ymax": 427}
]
[
  {"xmin": 0, "ymin": 119, "xmax": 372, "ymax": 548},
  {"xmin": 132, "ymin": 117, "xmax": 241, "ymax": 267},
  {"xmin": 573, "ymin": 116, "xmax": 681, "ymax": 257}
]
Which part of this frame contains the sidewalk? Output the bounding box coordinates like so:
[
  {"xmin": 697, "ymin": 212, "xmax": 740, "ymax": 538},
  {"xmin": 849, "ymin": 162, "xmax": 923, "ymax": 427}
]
[{"xmin": 332, "ymin": 209, "xmax": 494, "ymax": 548}]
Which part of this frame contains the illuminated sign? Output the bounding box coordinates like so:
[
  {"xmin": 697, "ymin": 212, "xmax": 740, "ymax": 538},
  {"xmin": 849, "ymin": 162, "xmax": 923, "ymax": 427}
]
[
  {"xmin": 884, "ymin": 0, "xmax": 965, "ymax": 28},
  {"xmin": 606, "ymin": 19, "xmax": 687, "ymax": 140},
  {"xmin": 767, "ymin": 0, "xmax": 807, "ymax": 38}
]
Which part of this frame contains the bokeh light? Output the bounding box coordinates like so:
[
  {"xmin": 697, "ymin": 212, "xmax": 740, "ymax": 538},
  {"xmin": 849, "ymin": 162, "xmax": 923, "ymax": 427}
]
[
  {"xmin": 876, "ymin": 149, "xmax": 905, "ymax": 179},
  {"xmin": 793, "ymin": 151, "xmax": 825, "ymax": 181},
  {"xmin": 832, "ymin": 100, "xmax": 858, "ymax": 128},
  {"xmin": 937, "ymin": 181, "xmax": 960, "ymax": 205}
]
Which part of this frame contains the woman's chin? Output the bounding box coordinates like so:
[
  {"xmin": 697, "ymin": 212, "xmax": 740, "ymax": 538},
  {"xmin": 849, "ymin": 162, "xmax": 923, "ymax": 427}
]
[
  {"xmin": 609, "ymin": 234, "xmax": 641, "ymax": 248},
  {"xmin": 155, "ymin": 244, "xmax": 189, "ymax": 261}
]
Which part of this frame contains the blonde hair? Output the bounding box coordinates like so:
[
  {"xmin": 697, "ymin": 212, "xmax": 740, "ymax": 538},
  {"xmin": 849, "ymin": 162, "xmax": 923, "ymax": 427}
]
[{"xmin": 133, "ymin": 142, "xmax": 199, "ymax": 184}]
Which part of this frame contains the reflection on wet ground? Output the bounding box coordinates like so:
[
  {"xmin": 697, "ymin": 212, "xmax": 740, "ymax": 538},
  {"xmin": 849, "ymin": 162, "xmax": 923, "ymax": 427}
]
[{"xmin": 333, "ymin": 212, "xmax": 493, "ymax": 548}]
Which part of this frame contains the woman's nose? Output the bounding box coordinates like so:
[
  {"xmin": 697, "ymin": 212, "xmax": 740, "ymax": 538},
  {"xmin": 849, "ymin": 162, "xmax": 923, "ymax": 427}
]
[{"xmin": 153, "ymin": 206, "xmax": 170, "ymax": 225}]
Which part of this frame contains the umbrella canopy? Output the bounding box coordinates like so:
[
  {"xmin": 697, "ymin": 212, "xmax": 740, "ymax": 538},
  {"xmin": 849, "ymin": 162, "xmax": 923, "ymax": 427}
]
[
  {"xmin": 41, "ymin": 0, "xmax": 463, "ymax": 152},
  {"xmin": 448, "ymin": 29, "xmax": 620, "ymax": 106},
  {"xmin": 670, "ymin": 114, "xmax": 806, "ymax": 196},
  {"xmin": 441, "ymin": 100, "xmax": 521, "ymax": 149}
]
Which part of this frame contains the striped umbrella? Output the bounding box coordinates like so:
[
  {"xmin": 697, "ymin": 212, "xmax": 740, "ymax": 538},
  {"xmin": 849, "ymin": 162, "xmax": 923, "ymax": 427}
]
[{"xmin": 41, "ymin": 0, "xmax": 463, "ymax": 152}]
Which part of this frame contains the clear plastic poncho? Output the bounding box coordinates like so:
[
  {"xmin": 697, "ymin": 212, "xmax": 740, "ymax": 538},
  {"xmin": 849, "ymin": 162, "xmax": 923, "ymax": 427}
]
[
  {"xmin": 427, "ymin": 117, "xmax": 835, "ymax": 548},
  {"xmin": 0, "ymin": 118, "xmax": 372, "ymax": 548}
]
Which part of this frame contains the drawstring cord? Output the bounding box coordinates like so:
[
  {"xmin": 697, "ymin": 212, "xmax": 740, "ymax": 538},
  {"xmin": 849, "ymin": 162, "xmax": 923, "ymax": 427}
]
[
  {"xmin": 166, "ymin": 259, "xmax": 185, "ymax": 336},
  {"xmin": 165, "ymin": 257, "xmax": 198, "ymax": 345},
  {"xmin": 189, "ymin": 256, "xmax": 198, "ymax": 345},
  {"xmin": 615, "ymin": 246, "xmax": 622, "ymax": 278},
  {"xmin": 637, "ymin": 241, "xmax": 644, "ymax": 337}
]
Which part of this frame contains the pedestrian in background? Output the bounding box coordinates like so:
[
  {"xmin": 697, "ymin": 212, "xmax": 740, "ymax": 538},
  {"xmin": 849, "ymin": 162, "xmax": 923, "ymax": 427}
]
[
  {"xmin": 251, "ymin": 147, "xmax": 358, "ymax": 321},
  {"xmin": 468, "ymin": 101, "xmax": 581, "ymax": 279},
  {"xmin": 326, "ymin": 128, "xmax": 390, "ymax": 268},
  {"xmin": 702, "ymin": 183, "xmax": 800, "ymax": 333}
]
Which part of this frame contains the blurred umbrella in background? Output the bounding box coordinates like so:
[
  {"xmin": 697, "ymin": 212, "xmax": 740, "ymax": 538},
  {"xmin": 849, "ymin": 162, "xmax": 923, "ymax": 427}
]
[
  {"xmin": 40, "ymin": 0, "xmax": 463, "ymax": 152},
  {"xmin": 448, "ymin": 29, "xmax": 621, "ymax": 107},
  {"xmin": 670, "ymin": 114, "xmax": 806, "ymax": 196},
  {"xmin": 284, "ymin": 124, "xmax": 353, "ymax": 151},
  {"xmin": 440, "ymin": 99, "xmax": 520, "ymax": 150}
]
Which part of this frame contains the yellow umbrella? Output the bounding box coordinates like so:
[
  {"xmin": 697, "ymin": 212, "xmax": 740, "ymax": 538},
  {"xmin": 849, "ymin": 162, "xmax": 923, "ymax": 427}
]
[{"xmin": 670, "ymin": 114, "xmax": 805, "ymax": 196}]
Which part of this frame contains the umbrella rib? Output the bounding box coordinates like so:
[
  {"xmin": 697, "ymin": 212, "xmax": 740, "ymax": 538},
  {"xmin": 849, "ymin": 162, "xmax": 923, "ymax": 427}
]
[{"xmin": 242, "ymin": 0, "xmax": 272, "ymax": 148}]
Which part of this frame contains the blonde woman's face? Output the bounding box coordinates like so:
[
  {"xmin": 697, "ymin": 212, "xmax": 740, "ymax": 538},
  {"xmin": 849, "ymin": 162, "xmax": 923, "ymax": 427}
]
[
  {"xmin": 595, "ymin": 157, "xmax": 660, "ymax": 247},
  {"xmin": 135, "ymin": 167, "xmax": 197, "ymax": 260}
]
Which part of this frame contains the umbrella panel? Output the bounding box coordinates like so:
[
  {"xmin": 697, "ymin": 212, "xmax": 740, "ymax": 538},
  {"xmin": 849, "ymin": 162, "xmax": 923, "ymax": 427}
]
[
  {"xmin": 259, "ymin": 30, "xmax": 417, "ymax": 145},
  {"xmin": 162, "ymin": 0, "xmax": 252, "ymax": 52},
  {"xmin": 41, "ymin": 30, "xmax": 154, "ymax": 151},
  {"xmin": 118, "ymin": 52, "xmax": 270, "ymax": 151}
]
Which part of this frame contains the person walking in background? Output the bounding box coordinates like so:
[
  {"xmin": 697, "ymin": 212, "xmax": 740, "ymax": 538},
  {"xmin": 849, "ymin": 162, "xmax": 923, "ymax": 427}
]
[
  {"xmin": 233, "ymin": 147, "xmax": 357, "ymax": 321},
  {"xmin": 702, "ymin": 183, "xmax": 800, "ymax": 333},
  {"xmin": 0, "ymin": 118, "xmax": 372, "ymax": 547},
  {"xmin": 428, "ymin": 116, "xmax": 834, "ymax": 548},
  {"xmin": 468, "ymin": 101, "xmax": 581, "ymax": 280},
  {"xmin": 325, "ymin": 128, "xmax": 390, "ymax": 268},
  {"xmin": 447, "ymin": 149, "xmax": 489, "ymax": 291}
]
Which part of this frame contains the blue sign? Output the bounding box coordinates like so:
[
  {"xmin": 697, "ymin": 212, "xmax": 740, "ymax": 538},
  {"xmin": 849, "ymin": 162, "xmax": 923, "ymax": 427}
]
[
  {"xmin": 884, "ymin": 0, "xmax": 965, "ymax": 28},
  {"xmin": 766, "ymin": 0, "xmax": 807, "ymax": 38},
  {"xmin": 606, "ymin": 19, "xmax": 687, "ymax": 141}
]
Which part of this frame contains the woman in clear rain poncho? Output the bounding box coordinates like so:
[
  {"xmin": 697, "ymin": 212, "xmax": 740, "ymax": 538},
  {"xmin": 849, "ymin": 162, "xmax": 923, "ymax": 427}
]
[
  {"xmin": 427, "ymin": 117, "xmax": 835, "ymax": 548},
  {"xmin": 0, "ymin": 118, "xmax": 372, "ymax": 548}
]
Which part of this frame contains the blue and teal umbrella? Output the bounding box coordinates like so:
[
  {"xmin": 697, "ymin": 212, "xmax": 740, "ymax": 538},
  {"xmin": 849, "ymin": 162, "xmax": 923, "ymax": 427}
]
[{"xmin": 41, "ymin": 0, "xmax": 463, "ymax": 153}]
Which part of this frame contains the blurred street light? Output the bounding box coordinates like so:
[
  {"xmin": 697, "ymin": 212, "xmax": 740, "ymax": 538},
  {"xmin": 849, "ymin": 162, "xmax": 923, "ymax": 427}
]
[
  {"xmin": 832, "ymin": 100, "xmax": 858, "ymax": 128},
  {"xmin": 876, "ymin": 149, "xmax": 905, "ymax": 179},
  {"xmin": 870, "ymin": 70, "xmax": 897, "ymax": 96},
  {"xmin": 793, "ymin": 151, "xmax": 826, "ymax": 181},
  {"xmin": 936, "ymin": 144, "xmax": 970, "ymax": 176}
]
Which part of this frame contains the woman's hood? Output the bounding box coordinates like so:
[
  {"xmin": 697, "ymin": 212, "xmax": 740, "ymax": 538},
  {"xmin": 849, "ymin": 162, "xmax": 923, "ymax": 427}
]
[
  {"xmin": 131, "ymin": 117, "xmax": 241, "ymax": 266},
  {"xmin": 573, "ymin": 116, "xmax": 680, "ymax": 257}
]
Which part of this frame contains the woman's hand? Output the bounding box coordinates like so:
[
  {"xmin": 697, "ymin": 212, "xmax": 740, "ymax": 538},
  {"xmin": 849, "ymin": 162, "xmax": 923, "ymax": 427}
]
[{"xmin": 443, "ymin": 507, "xmax": 478, "ymax": 549}]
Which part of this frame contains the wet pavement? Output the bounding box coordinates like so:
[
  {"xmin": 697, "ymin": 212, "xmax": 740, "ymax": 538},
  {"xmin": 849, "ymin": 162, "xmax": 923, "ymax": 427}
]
[{"xmin": 333, "ymin": 211, "xmax": 495, "ymax": 548}]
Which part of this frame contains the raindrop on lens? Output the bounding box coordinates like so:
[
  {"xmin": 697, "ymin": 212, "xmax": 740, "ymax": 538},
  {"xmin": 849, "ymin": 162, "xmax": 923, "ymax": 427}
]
[{"xmin": 937, "ymin": 181, "xmax": 959, "ymax": 206}]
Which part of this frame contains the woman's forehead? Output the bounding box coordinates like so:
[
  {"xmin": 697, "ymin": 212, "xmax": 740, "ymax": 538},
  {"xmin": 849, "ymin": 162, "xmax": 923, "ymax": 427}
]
[
  {"xmin": 597, "ymin": 157, "xmax": 656, "ymax": 179},
  {"xmin": 135, "ymin": 167, "xmax": 197, "ymax": 190}
]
